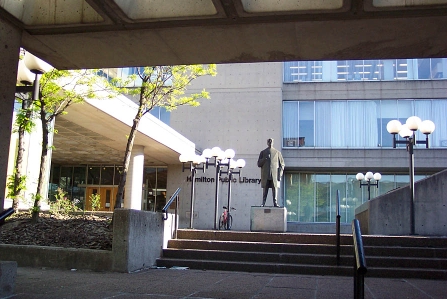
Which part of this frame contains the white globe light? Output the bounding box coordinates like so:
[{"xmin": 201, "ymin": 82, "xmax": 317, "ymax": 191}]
[
  {"xmin": 193, "ymin": 154, "xmax": 205, "ymax": 164},
  {"xmin": 202, "ymin": 148, "xmax": 212, "ymax": 159},
  {"xmin": 406, "ymin": 116, "xmax": 422, "ymax": 131},
  {"xmin": 419, "ymin": 120, "xmax": 435, "ymax": 134},
  {"xmin": 365, "ymin": 172, "xmax": 374, "ymax": 181},
  {"xmin": 356, "ymin": 173, "xmax": 364, "ymax": 181},
  {"xmin": 236, "ymin": 159, "xmax": 246, "ymax": 168},
  {"xmin": 373, "ymin": 173, "xmax": 382, "ymax": 181},
  {"xmin": 386, "ymin": 120, "xmax": 402, "ymax": 134},
  {"xmin": 229, "ymin": 159, "xmax": 237, "ymax": 169},
  {"xmin": 211, "ymin": 147, "xmax": 222, "ymax": 157},
  {"xmin": 179, "ymin": 153, "xmax": 189, "ymax": 163},
  {"xmin": 224, "ymin": 149, "xmax": 235, "ymax": 159},
  {"xmin": 398, "ymin": 124, "xmax": 413, "ymax": 138}
]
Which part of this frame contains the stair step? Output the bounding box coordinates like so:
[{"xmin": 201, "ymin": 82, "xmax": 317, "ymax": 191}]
[
  {"xmin": 160, "ymin": 230, "xmax": 447, "ymax": 280},
  {"xmin": 167, "ymin": 239, "xmax": 354, "ymax": 255},
  {"xmin": 156, "ymin": 257, "xmax": 353, "ymax": 276},
  {"xmin": 162, "ymin": 248, "xmax": 353, "ymax": 266}
]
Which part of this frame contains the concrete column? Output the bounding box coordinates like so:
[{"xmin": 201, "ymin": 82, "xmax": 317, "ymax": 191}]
[
  {"xmin": 0, "ymin": 18, "xmax": 22, "ymax": 211},
  {"xmin": 124, "ymin": 145, "xmax": 144, "ymax": 210}
]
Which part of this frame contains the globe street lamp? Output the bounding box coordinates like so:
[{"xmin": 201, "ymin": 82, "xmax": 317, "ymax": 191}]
[
  {"xmin": 179, "ymin": 152, "xmax": 206, "ymax": 229},
  {"xmin": 356, "ymin": 172, "xmax": 381, "ymax": 201},
  {"xmin": 202, "ymin": 147, "xmax": 245, "ymax": 230},
  {"xmin": 387, "ymin": 116, "xmax": 435, "ymax": 235},
  {"xmin": 219, "ymin": 156, "xmax": 246, "ymax": 230}
]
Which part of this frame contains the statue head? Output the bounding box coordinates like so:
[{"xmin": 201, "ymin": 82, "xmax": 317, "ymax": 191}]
[{"xmin": 267, "ymin": 138, "xmax": 273, "ymax": 147}]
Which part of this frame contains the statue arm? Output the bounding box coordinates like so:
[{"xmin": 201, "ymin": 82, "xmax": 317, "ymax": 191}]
[
  {"xmin": 278, "ymin": 152, "xmax": 285, "ymax": 179},
  {"xmin": 257, "ymin": 151, "xmax": 265, "ymax": 167}
]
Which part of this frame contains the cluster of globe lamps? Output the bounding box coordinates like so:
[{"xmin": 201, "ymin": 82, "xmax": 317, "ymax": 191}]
[
  {"xmin": 179, "ymin": 147, "xmax": 245, "ymax": 229},
  {"xmin": 386, "ymin": 116, "xmax": 435, "ymax": 235}
]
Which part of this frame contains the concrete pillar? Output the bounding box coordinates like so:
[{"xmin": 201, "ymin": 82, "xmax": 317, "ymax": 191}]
[
  {"xmin": 124, "ymin": 145, "xmax": 144, "ymax": 210},
  {"xmin": 0, "ymin": 18, "xmax": 22, "ymax": 211}
]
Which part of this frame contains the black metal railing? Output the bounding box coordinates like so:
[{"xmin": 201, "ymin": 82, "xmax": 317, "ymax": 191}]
[
  {"xmin": 0, "ymin": 207, "xmax": 14, "ymax": 227},
  {"xmin": 336, "ymin": 189, "xmax": 341, "ymax": 265},
  {"xmin": 162, "ymin": 187, "xmax": 181, "ymax": 239},
  {"xmin": 352, "ymin": 219, "xmax": 367, "ymax": 299}
]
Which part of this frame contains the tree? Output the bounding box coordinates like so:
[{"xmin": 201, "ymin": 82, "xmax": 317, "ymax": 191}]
[
  {"xmin": 114, "ymin": 65, "xmax": 217, "ymax": 209},
  {"xmin": 7, "ymin": 91, "xmax": 34, "ymax": 211},
  {"xmin": 31, "ymin": 67, "xmax": 113, "ymax": 222}
]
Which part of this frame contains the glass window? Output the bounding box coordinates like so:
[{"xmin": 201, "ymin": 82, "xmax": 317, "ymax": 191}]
[
  {"xmin": 87, "ymin": 166, "xmax": 101, "ymax": 185},
  {"xmin": 285, "ymin": 173, "xmax": 300, "ymax": 221},
  {"xmin": 284, "ymin": 172, "xmax": 433, "ymax": 224},
  {"xmin": 284, "ymin": 58, "xmax": 447, "ymax": 82},
  {"xmin": 315, "ymin": 174, "xmax": 330, "ymax": 222},
  {"xmin": 283, "ymin": 99, "xmax": 446, "ymax": 148},
  {"xmin": 299, "ymin": 101, "xmax": 314, "ymax": 147},
  {"xmin": 114, "ymin": 166, "xmax": 123, "ymax": 185},
  {"xmin": 143, "ymin": 167, "xmax": 168, "ymax": 212},
  {"xmin": 299, "ymin": 173, "xmax": 315, "ymax": 222},
  {"xmin": 101, "ymin": 166, "xmax": 114, "ymax": 185},
  {"xmin": 332, "ymin": 174, "xmax": 348, "ymax": 222},
  {"xmin": 282, "ymin": 101, "xmax": 299, "ymax": 147},
  {"xmin": 377, "ymin": 174, "xmax": 396, "ymax": 196}
]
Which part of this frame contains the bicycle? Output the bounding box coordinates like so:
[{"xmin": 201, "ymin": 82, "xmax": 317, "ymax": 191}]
[{"xmin": 219, "ymin": 206, "xmax": 236, "ymax": 230}]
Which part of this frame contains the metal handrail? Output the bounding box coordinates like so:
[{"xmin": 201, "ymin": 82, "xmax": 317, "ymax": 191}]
[
  {"xmin": 0, "ymin": 207, "xmax": 14, "ymax": 226},
  {"xmin": 352, "ymin": 219, "xmax": 367, "ymax": 299},
  {"xmin": 161, "ymin": 187, "xmax": 181, "ymax": 239},
  {"xmin": 336, "ymin": 189, "xmax": 341, "ymax": 265}
]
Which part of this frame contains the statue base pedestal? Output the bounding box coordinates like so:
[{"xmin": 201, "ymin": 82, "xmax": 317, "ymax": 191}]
[{"xmin": 250, "ymin": 206, "xmax": 287, "ymax": 232}]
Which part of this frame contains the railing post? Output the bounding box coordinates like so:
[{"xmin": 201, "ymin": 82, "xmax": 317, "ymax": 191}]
[
  {"xmin": 174, "ymin": 194, "xmax": 178, "ymax": 239},
  {"xmin": 352, "ymin": 219, "xmax": 367, "ymax": 299},
  {"xmin": 336, "ymin": 190, "xmax": 341, "ymax": 266}
]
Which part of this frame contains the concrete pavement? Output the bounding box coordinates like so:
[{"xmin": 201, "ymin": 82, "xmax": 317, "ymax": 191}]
[{"xmin": 8, "ymin": 266, "xmax": 447, "ymax": 299}]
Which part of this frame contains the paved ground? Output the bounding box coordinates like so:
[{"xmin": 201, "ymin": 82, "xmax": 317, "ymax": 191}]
[{"xmin": 8, "ymin": 267, "xmax": 447, "ymax": 299}]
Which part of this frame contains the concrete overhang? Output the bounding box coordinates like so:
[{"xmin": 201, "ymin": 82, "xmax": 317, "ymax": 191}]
[
  {"xmin": 2, "ymin": 1, "xmax": 447, "ymax": 70},
  {"xmin": 51, "ymin": 95, "xmax": 195, "ymax": 166}
]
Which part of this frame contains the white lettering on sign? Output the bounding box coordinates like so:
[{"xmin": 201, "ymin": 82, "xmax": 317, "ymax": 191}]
[{"xmin": 186, "ymin": 176, "xmax": 261, "ymax": 184}]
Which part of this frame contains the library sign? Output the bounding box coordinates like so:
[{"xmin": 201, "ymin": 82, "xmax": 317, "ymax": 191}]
[{"xmin": 186, "ymin": 176, "xmax": 261, "ymax": 184}]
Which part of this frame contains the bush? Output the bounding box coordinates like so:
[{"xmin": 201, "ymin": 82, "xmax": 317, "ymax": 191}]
[
  {"xmin": 90, "ymin": 193, "xmax": 101, "ymax": 212},
  {"xmin": 50, "ymin": 188, "xmax": 79, "ymax": 216}
]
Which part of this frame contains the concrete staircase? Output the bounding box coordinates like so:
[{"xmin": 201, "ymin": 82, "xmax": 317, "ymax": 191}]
[{"xmin": 156, "ymin": 229, "xmax": 447, "ymax": 279}]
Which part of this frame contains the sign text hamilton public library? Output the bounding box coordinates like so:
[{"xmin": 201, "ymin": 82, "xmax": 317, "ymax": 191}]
[{"xmin": 186, "ymin": 176, "xmax": 261, "ymax": 184}]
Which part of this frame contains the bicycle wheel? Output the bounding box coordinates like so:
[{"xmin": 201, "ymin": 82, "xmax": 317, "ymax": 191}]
[
  {"xmin": 227, "ymin": 215, "xmax": 233, "ymax": 230},
  {"xmin": 219, "ymin": 215, "xmax": 225, "ymax": 230}
]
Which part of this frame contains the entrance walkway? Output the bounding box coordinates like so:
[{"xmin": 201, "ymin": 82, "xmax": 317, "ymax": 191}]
[{"xmin": 11, "ymin": 266, "xmax": 446, "ymax": 299}]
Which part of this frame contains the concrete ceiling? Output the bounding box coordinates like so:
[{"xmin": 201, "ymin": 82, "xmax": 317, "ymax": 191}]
[
  {"xmin": 5, "ymin": 0, "xmax": 447, "ymax": 166},
  {"xmin": 2, "ymin": 0, "xmax": 447, "ymax": 70},
  {"xmin": 51, "ymin": 96, "xmax": 196, "ymax": 166}
]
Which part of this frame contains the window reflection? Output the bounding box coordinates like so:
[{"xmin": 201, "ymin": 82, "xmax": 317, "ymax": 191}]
[
  {"xmin": 284, "ymin": 172, "xmax": 429, "ymax": 224},
  {"xmin": 284, "ymin": 58, "xmax": 447, "ymax": 82},
  {"xmin": 283, "ymin": 99, "xmax": 447, "ymax": 148}
]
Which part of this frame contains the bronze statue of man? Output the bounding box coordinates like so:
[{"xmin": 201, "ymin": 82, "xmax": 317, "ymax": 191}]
[{"xmin": 257, "ymin": 138, "xmax": 285, "ymax": 207}]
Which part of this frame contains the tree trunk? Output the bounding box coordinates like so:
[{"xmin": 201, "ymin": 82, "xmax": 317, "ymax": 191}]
[
  {"xmin": 32, "ymin": 106, "xmax": 50, "ymax": 222},
  {"xmin": 12, "ymin": 98, "xmax": 32, "ymax": 211},
  {"xmin": 114, "ymin": 107, "xmax": 144, "ymax": 209}
]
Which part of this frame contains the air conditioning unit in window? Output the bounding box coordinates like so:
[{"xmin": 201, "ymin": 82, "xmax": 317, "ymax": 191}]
[
  {"xmin": 284, "ymin": 137, "xmax": 305, "ymax": 147},
  {"xmin": 284, "ymin": 138, "xmax": 298, "ymax": 147}
]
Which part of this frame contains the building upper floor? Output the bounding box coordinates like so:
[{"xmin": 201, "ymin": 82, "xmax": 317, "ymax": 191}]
[{"xmin": 284, "ymin": 58, "xmax": 447, "ymax": 83}]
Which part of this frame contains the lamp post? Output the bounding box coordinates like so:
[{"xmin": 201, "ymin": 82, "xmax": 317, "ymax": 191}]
[
  {"xmin": 179, "ymin": 152, "xmax": 206, "ymax": 229},
  {"xmin": 202, "ymin": 147, "xmax": 245, "ymax": 230},
  {"xmin": 219, "ymin": 156, "xmax": 246, "ymax": 230},
  {"xmin": 386, "ymin": 116, "xmax": 435, "ymax": 235},
  {"xmin": 14, "ymin": 52, "xmax": 52, "ymax": 210},
  {"xmin": 356, "ymin": 172, "xmax": 381, "ymax": 201}
]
